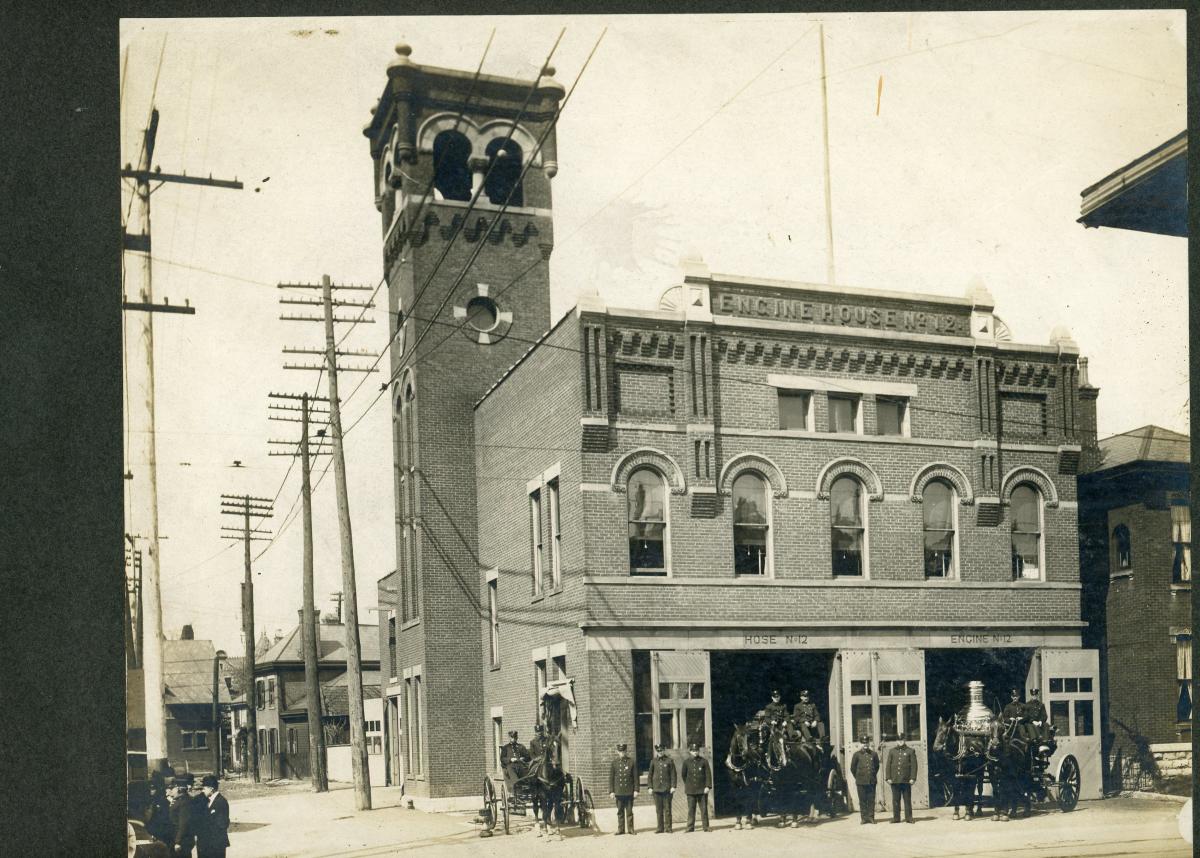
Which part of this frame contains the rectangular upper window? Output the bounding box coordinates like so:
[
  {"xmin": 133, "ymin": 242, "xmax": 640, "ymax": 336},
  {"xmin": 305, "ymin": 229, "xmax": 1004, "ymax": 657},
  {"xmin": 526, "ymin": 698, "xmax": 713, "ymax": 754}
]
[
  {"xmin": 875, "ymin": 397, "xmax": 908, "ymax": 437},
  {"xmin": 530, "ymin": 488, "xmax": 543, "ymax": 596},
  {"xmin": 548, "ymin": 478, "xmax": 562, "ymax": 591},
  {"xmin": 778, "ymin": 391, "xmax": 811, "ymax": 430},
  {"xmin": 827, "ymin": 395, "xmax": 860, "ymax": 434}
]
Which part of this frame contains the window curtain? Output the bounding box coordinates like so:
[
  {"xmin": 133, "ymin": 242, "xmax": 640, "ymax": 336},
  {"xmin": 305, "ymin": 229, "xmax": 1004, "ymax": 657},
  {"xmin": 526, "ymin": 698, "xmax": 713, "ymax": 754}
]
[
  {"xmin": 1172, "ymin": 505, "xmax": 1191, "ymax": 542},
  {"xmin": 1177, "ymin": 636, "xmax": 1192, "ymax": 681}
]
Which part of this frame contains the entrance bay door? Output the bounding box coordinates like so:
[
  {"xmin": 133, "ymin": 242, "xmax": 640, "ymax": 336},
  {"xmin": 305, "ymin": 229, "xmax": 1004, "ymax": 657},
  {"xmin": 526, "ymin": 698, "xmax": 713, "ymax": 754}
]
[
  {"xmin": 651, "ymin": 651, "xmax": 712, "ymax": 821},
  {"xmin": 1028, "ymin": 649, "xmax": 1102, "ymax": 800},
  {"xmin": 836, "ymin": 649, "xmax": 929, "ymax": 810}
]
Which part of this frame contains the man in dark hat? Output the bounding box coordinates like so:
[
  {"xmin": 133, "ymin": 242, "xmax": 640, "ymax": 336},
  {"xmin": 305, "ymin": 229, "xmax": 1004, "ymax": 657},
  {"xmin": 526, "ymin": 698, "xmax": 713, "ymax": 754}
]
[
  {"xmin": 884, "ymin": 735, "xmax": 917, "ymax": 824},
  {"xmin": 499, "ymin": 730, "xmax": 530, "ymax": 777},
  {"xmin": 168, "ymin": 774, "xmax": 200, "ymax": 856},
  {"xmin": 792, "ymin": 689, "xmax": 826, "ymax": 741},
  {"xmin": 528, "ymin": 724, "xmax": 550, "ymax": 835},
  {"xmin": 1001, "ymin": 688, "xmax": 1024, "ymax": 726},
  {"xmin": 196, "ymin": 775, "xmax": 230, "ymax": 858},
  {"xmin": 681, "ymin": 743, "xmax": 712, "ymax": 832},
  {"xmin": 608, "ymin": 742, "xmax": 638, "ymax": 835},
  {"xmin": 145, "ymin": 768, "xmax": 175, "ymax": 845},
  {"xmin": 648, "ymin": 743, "xmax": 677, "ymax": 833},
  {"xmin": 849, "ymin": 736, "xmax": 880, "ymax": 824},
  {"xmin": 762, "ymin": 689, "xmax": 789, "ymax": 723},
  {"xmin": 1024, "ymin": 688, "xmax": 1051, "ymax": 751}
]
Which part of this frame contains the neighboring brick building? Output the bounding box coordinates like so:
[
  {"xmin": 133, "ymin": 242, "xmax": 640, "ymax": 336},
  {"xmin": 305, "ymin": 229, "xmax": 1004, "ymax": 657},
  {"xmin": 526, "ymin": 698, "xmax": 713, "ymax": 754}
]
[
  {"xmin": 1079, "ymin": 426, "xmax": 1191, "ymax": 790},
  {"xmin": 161, "ymin": 635, "xmax": 231, "ymax": 776},
  {"xmin": 365, "ymin": 45, "xmax": 1105, "ymax": 810}
]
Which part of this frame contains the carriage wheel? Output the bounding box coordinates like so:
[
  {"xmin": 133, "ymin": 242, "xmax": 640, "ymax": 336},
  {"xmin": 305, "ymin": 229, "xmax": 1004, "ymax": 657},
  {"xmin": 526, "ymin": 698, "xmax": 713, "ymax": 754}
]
[
  {"xmin": 826, "ymin": 768, "xmax": 846, "ymax": 816},
  {"xmin": 581, "ymin": 787, "xmax": 595, "ymax": 828},
  {"xmin": 499, "ymin": 781, "xmax": 511, "ymax": 834},
  {"xmin": 562, "ymin": 777, "xmax": 578, "ymax": 825},
  {"xmin": 1057, "ymin": 756, "xmax": 1080, "ymax": 813},
  {"xmin": 482, "ymin": 778, "xmax": 498, "ymax": 832}
]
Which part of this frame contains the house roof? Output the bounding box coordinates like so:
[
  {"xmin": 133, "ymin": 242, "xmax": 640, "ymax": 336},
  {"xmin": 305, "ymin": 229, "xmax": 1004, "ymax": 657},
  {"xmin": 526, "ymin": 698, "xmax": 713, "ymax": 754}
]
[
  {"xmin": 282, "ymin": 670, "xmax": 382, "ymax": 716},
  {"xmin": 1097, "ymin": 425, "xmax": 1190, "ymax": 471},
  {"xmin": 162, "ymin": 639, "xmax": 232, "ymax": 706},
  {"xmin": 1079, "ymin": 131, "xmax": 1187, "ymax": 237},
  {"xmin": 257, "ymin": 623, "xmax": 379, "ymax": 670}
]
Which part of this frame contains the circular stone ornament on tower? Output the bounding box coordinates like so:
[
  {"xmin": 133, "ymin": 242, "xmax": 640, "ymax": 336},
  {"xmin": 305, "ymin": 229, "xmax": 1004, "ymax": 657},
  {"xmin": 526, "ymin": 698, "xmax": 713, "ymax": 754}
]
[{"xmin": 453, "ymin": 283, "xmax": 514, "ymax": 345}]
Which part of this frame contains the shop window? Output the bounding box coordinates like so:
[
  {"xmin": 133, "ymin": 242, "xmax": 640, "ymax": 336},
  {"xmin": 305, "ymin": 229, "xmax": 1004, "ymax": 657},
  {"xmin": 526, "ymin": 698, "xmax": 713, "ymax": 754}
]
[
  {"xmin": 876, "ymin": 397, "xmax": 908, "ymax": 437},
  {"xmin": 432, "ymin": 130, "xmax": 472, "ymax": 202},
  {"xmin": 633, "ymin": 652, "xmax": 653, "ymax": 774},
  {"xmin": 488, "ymin": 578, "xmax": 500, "ymax": 668},
  {"xmin": 779, "ymin": 391, "xmax": 811, "ymax": 430},
  {"xmin": 827, "ymin": 395, "xmax": 860, "ymax": 434},
  {"xmin": 530, "ymin": 488, "xmax": 543, "ymax": 595},
  {"xmin": 1171, "ymin": 504, "xmax": 1191, "ymax": 583},
  {"xmin": 831, "ymin": 476, "xmax": 866, "ymax": 576},
  {"xmin": 922, "ymin": 480, "xmax": 956, "ymax": 578},
  {"xmin": 733, "ymin": 471, "xmax": 770, "ymax": 575},
  {"xmin": 1178, "ymin": 635, "xmax": 1193, "ymax": 723},
  {"xmin": 1010, "ymin": 484, "xmax": 1043, "ymax": 580},
  {"xmin": 548, "ymin": 478, "xmax": 561, "ymax": 590},
  {"xmin": 484, "ymin": 137, "xmax": 524, "ymax": 206},
  {"xmin": 1112, "ymin": 524, "xmax": 1132, "ymax": 571},
  {"xmin": 628, "ymin": 468, "xmax": 668, "ymax": 575}
]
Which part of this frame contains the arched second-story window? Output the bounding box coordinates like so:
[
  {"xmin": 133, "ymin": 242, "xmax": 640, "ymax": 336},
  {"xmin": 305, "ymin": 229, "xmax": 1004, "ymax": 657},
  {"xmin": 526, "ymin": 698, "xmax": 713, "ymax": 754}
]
[
  {"xmin": 432, "ymin": 130, "xmax": 472, "ymax": 201},
  {"xmin": 1011, "ymin": 484, "xmax": 1043, "ymax": 580},
  {"xmin": 831, "ymin": 476, "xmax": 866, "ymax": 577},
  {"xmin": 733, "ymin": 472, "xmax": 770, "ymax": 575},
  {"xmin": 628, "ymin": 468, "xmax": 668, "ymax": 576},
  {"xmin": 484, "ymin": 138, "xmax": 523, "ymax": 206},
  {"xmin": 923, "ymin": 480, "xmax": 957, "ymax": 578},
  {"xmin": 1112, "ymin": 524, "xmax": 1131, "ymax": 571}
]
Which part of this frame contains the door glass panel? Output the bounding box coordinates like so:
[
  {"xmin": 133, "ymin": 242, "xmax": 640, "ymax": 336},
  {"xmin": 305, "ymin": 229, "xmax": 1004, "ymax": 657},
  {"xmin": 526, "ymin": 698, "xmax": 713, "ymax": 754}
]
[
  {"xmin": 906, "ymin": 680, "xmax": 920, "ymax": 696},
  {"xmin": 879, "ymin": 704, "xmax": 899, "ymax": 741},
  {"xmin": 850, "ymin": 680, "xmax": 871, "ymax": 697},
  {"xmin": 1050, "ymin": 701, "xmax": 1070, "ymax": 735},
  {"xmin": 685, "ymin": 709, "xmax": 706, "ymax": 748},
  {"xmin": 851, "ymin": 704, "xmax": 873, "ymax": 741},
  {"xmin": 690, "ymin": 682, "xmax": 705, "ymax": 699},
  {"xmin": 1080, "ymin": 677, "xmax": 1093, "ymax": 693},
  {"xmin": 659, "ymin": 712, "xmax": 676, "ymax": 748},
  {"xmin": 1073, "ymin": 700, "xmax": 1094, "ymax": 736},
  {"xmin": 1065, "ymin": 678, "xmax": 1078, "ymax": 693},
  {"xmin": 902, "ymin": 703, "xmax": 922, "ymax": 741},
  {"xmin": 659, "ymin": 683, "xmax": 672, "ymax": 700},
  {"xmin": 878, "ymin": 680, "xmax": 892, "ymax": 696},
  {"xmin": 1049, "ymin": 678, "xmax": 1063, "ymax": 693}
]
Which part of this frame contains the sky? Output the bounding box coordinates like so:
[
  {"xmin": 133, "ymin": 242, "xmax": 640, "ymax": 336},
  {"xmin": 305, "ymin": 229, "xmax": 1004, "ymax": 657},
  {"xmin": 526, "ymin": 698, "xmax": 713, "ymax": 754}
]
[{"xmin": 119, "ymin": 11, "xmax": 1188, "ymax": 655}]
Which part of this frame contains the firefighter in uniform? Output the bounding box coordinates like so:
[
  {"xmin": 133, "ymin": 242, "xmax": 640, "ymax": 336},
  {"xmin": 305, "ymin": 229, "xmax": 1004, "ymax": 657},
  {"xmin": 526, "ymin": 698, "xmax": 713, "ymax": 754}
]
[
  {"xmin": 792, "ymin": 689, "xmax": 826, "ymax": 741},
  {"xmin": 499, "ymin": 730, "xmax": 530, "ymax": 777},
  {"xmin": 1001, "ymin": 688, "xmax": 1026, "ymax": 739},
  {"xmin": 681, "ymin": 743, "xmax": 712, "ymax": 832},
  {"xmin": 762, "ymin": 689, "xmax": 789, "ymax": 722},
  {"xmin": 609, "ymin": 742, "xmax": 638, "ymax": 835},
  {"xmin": 850, "ymin": 736, "xmax": 880, "ymax": 824},
  {"xmin": 1024, "ymin": 688, "xmax": 1051, "ymax": 751},
  {"xmin": 648, "ymin": 743, "xmax": 677, "ymax": 833}
]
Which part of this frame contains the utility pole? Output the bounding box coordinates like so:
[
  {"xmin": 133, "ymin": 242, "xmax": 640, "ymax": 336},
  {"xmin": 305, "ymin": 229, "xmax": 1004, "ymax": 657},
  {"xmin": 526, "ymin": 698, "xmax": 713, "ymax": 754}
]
[
  {"xmin": 122, "ymin": 108, "xmax": 242, "ymax": 774},
  {"xmin": 124, "ymin": 537, "xmax": 143, "ymax": 668},
  {"xmin": 268, "ymin": 391, "xmax": 333, "ymax": 791},
  {"xmin": 330, "ymin": 591, "xmax": 345, "ymax": 624},
  {"xmin": 280, "ymin": 274, "xmax": 377, "ymax": 810},
  {"xmin": 219, "ymin": 494, "xmax": 273, "ymax": 782}
]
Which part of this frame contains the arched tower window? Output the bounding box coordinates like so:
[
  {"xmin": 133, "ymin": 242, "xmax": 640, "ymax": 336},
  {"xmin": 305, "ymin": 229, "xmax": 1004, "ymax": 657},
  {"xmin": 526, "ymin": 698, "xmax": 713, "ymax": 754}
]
[
  {"xmin": 432, "ymin": 130, "xmax": 472, "ymax": 201},
  {"xmin": 484, "ymin": 138, "xmax": 523, "ymax": 206},
  {"xmin": 1112, "ymin": 523, "xmax": 1132, "ymax": 571},
  {"xmin": 733, "ymin": 472, "xmax": 770, "ymax": 575},
  {"xmin": 1011, "ymin": 484, "xmax": 1043, "ymax": 580},
  {"xmin": 922, "ymin": 480, "xmax": 957, "ymax": 578},
  {"xmin": 628, "ymin": 468, "xmax": 668, "ymax": 576},
  {"xmin": 831, "ymin": 476, "xmax": 866, "ymax": 577}
]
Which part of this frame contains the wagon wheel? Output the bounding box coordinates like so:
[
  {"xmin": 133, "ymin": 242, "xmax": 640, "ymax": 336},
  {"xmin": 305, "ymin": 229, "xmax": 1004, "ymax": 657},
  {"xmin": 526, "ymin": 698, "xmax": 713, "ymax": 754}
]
[
  {"xmin": 499, "ymin": 781, "xmax": 511, "ymax": 834},
  {"xmin": 1057, "ymin": 755, "xmax": 1080, "ymax": 813},
  {"xmin": 560, "ymin": 776, "xmax": 578, "ymax": 825},
  {"xmin": 581, "ymin": 786, "xmax": 595, "ymax": 828},
  {"xmin": 481, "ymin": 777, "xmax": 498, "ymax": 833},
  {"xmin": 826, "ymin": 768, "xmax": 846, "ymax": 816}
]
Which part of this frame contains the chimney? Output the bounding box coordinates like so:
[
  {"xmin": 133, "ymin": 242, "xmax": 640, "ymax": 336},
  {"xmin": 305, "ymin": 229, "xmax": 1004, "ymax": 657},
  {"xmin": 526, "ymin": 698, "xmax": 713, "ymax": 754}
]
[
  {"xmin": 180, "ymin": 624, "xmax": 194, "ymax": 640},
  {"xmin": 1076, "ymin": 357, "xmax": 1102, "ymax": 473}
]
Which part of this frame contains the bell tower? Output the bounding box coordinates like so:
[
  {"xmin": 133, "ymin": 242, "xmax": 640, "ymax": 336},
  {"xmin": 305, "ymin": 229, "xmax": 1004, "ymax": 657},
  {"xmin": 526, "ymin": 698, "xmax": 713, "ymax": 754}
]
[{"xmin": 363, "ymin": 44, "xmax": 563, "ymax": 798}]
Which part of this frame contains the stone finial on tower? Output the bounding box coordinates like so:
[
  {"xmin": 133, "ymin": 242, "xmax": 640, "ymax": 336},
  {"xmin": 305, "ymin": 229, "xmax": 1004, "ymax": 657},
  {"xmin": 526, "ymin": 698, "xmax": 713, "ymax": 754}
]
[
  {"xmin": 387, "ymin": 42, "xmax": 414, "ymax": 74},
  {"xmin": 966, "ymin": 276, "xmax": 997, "ymax": 342},
  {"xmin": 1049, "ymin": 325, "xmax": 1078, "ymax": 351}
]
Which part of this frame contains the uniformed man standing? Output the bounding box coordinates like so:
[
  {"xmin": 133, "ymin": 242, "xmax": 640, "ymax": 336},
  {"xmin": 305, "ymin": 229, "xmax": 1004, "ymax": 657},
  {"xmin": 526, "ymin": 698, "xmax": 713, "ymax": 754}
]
[
  {"xmin": 884, "ymin": 736, "xmax": 917, "ymax": 824},
  {"xmin": 608, "ymin": 742, "xmax": 638, "ymax": 835},
  {"xmin": 762, "ymin": 689, "xmax": 789, "ymax": 723},
  {"xmin": 849, "ymin": 736, "xmax": 880, "ymax": 825},
  {"xmin": 792, "ymin": 689, "xmax": 826, "ymax": 741},
  {"xmin": 1024, "ymin": 688, "xmax": 1051, "ymax": 751},
  {"xmin": 499, "ymin": 730, "xmax": 530, "ymax": 775},
  {"xmin": 647, "ymin": 743, "xmax": 677, "ymax": 833},
  {"xmin": 681, "ymin": 743, "xmax": 712, "ymax": 832}
]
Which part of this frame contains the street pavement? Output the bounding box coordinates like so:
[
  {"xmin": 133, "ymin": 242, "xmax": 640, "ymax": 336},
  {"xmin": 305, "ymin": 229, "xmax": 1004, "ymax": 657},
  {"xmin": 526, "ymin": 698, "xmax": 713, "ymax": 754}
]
[{"xmin": 223, "ymin": 784, "xmax": 1190, "ymax": 858}]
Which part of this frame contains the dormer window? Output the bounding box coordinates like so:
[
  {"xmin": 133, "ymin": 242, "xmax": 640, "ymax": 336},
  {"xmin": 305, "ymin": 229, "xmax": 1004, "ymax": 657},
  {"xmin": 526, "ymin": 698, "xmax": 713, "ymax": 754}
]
[
  {"xmin": 484, "ymin": 138, "xmax": 523, "ymax": 206},
  {"xmin": 432, "ymin": 130, "xmax": 472, "ymax": 201}
]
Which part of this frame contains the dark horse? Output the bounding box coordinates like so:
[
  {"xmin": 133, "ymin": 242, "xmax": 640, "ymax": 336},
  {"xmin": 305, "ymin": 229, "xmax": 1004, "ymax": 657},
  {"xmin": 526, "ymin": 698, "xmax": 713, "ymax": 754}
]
[
  {"xmin": 763, "ymin": 721, "xmax": 825, "ymax": 826},
  {"xmin": 933, "ymin": 716, "xmax": 987, "ymax": 820},
  {"xmin": 986, "ymin": 719, "xmax": 1032, "ymax": 821},
  {"xmin": 527, "ymin": 737, "xmax": 566, "ymax": 834},
  {"xmin": 725, "ymin": 722, "xmax": 768, "ymax": 829}
]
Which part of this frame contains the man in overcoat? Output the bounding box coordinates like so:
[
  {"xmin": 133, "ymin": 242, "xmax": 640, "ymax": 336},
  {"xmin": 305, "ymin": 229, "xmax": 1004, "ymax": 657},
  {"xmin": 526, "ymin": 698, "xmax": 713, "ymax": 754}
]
[
  {"xmin": 762, "ymin": 689, "xmax": 789, "ymax": 722},
  {"xmin": 792, "ymin": 689, "xmax": 826, "ymax": 741},
  {"xmin": 1024, "ymin": 688, "xmax": 1051, "ymax": 750},
  {"xmin": 681, "ymin": 743, "xmax": 712, "ymax": 832},
  {"xmin": 849, "ymin": 736, "xmax": 880, "ymax": 824},
  {"xmin": 884, "ymin": 737, "xmax": 917, "ymax": 824},
  {"xmin": 196, "ymin": 775, "xmax": 231, "ymax": 858},
  {"xmin": 608, "ymin": 742, "xmax": 638, "ymax": 834},
  {"xmin": 647, "ymin": 743, "xmax": 677, "ymax": 833},
  {"xmin": 499, "ymin": 730, "xmax": 531, "ymax": 776},
  {"xmin": 168, "ymin": 775, "xmax": 201, "ymax": 857}
]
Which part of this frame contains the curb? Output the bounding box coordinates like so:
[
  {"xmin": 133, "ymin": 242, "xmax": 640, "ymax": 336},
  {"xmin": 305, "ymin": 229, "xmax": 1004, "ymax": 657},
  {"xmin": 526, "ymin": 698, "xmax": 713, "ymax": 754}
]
[{"xmin": 1119, "ymin": 790, "xmax": 1189, "ymax": 804}]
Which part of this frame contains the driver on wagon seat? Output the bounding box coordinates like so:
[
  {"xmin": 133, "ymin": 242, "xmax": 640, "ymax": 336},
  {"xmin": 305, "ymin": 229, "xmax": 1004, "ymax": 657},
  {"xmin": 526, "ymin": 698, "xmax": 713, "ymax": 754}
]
[
  {"xmin": 1001, "ymin": 688, "xmax": 1026, "ymax": 736},
  {"xmin": 500, "ymin": 730, "xmax": 530, "ymax": 775},
  {"xmin": 529, "ymin": 723, "xmax": 548, "ymax": 760},
  {"xmin": 1024, "ymin": 688, "xmax": 1052, "ymax": 753},
  {"xmin": 792, "ymin": 689, "xmax": 826, "ymax": 741},
  {"xmin": 763, "ymin": 690, "xmax": 789, "ymax": 723}
]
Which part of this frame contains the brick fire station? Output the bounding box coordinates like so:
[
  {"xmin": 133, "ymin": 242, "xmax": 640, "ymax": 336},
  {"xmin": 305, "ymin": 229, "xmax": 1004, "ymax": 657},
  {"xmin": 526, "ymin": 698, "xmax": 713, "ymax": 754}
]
[{"xmin": 365, "ymin": 45, "xmax": 1105, "ymax": 813}]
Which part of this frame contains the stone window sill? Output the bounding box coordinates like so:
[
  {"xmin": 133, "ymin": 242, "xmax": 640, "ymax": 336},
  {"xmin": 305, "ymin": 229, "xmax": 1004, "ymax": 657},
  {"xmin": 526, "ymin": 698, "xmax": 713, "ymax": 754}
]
[
  {"xmin": 1109, "ymin": 571, "xmax": 1133, "ymax": 581},
  {"xmin": 401, "ymin": 618, "xmax": 421, "ymax": 631},
  {"xmin": 1170, "ymin": 583, "xmax": 1191, "ymax": 592}
]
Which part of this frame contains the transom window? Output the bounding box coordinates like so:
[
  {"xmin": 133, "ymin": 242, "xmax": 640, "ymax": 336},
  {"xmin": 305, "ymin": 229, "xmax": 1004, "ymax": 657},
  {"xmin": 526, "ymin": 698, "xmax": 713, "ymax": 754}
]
[
  {"xmin": 1011, "ymin": 484, "xmax": 1043, "ymax": 580},
  {"xmin": 733, "ymin": 472, "xmax": 770, "ymax": 575},
  {"xmin": 628, "ymin": 468, "xmax": 668, "ymax": 575},
  {"xmin": 831, "ymin": 476, "xmax": 866, "ymax": 576},
  {"xmin": 827, "ymin": 395, "xmax": 860, "ymax": 434},
  {"xmin": 923, "ymin": 480, "xmax": 956, "ymax": 578}
]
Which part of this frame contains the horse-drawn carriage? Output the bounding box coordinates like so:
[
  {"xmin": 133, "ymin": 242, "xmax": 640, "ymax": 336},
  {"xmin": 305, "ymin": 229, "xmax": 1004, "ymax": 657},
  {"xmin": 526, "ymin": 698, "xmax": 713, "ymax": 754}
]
[
  {"xmin": 479, "ymin": 680, "xmax": 595, "ymax": 836},
  {"xmin": 725, "ymin": 717, "xmax": 848, "ymax": 828},
  {"xmin": 933, "ymin": 681, "xmax": 1080, "ymax": 820}
]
